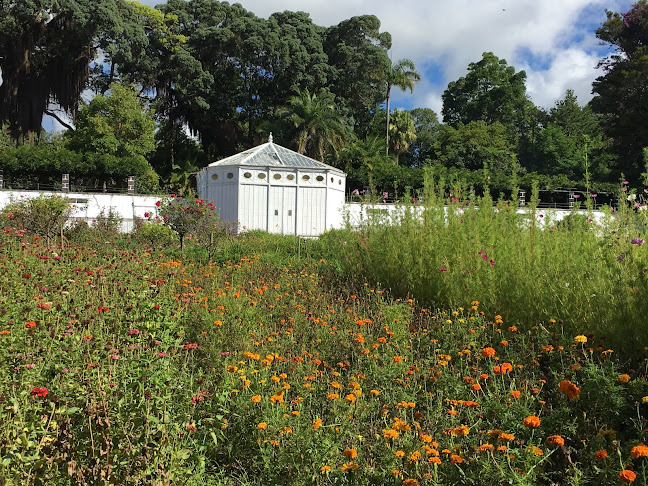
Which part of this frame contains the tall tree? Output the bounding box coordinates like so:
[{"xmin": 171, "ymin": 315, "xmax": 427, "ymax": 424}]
[
  {"xmin": 65, "ymin": 83, "xmax": 157, "ymax": 187},
  {"xmin": 591, "ymin": 1, "xmax": 648, "ymax": 181},
  {"xmin": 442, "ymin": 52, "xmax": 534, "ymax": 136},
  {"xmin": 531, "ymin": 90, "xmax": 613, "ymax": 181},
  {"xmin": 276, "ymin": 89, "xmax": 350, "ymax": 162},
  {"xmin": 323, "ymin": 15, "xmax": 392, "ymax": 135},
  {"xmin": 0, "ymin": 0, "xmax": 122, "ymax": 139},
  {"xmin": 385, "ymin": 59, "xmax": 421, "ymax": 156}
]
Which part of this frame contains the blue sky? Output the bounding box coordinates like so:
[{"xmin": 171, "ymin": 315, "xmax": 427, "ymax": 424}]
[{"xmin": 44, "ymin": 0, "xmax": 635, "ymax": 131}]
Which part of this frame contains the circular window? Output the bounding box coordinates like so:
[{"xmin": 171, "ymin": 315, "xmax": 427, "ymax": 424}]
[
  {"xmin": 287, "ymin": 174, "xmax": 295, "ymax": 181},
  {"xmin": 258, "ymin": 173, "xmax": 266, "ymax": 179},
  {"xmin": 243, "ymin": 172, "xmax": 252, "ymax": 179},
  {"xmin": 227, "ymin": 173, "xmax": 234, "ymax": 179},
  {"xmin": 211, "ymin": 174, "xmax": 219, "ymax": 180},
  {"xmin": 302, "ymin": 175, "xmax": 310, "ymax": 181},
  {"xmin": 316, "ymin": 175, "xmax": 324, "ymax": 182},
  {"xmin": 273, "ymin": 174, "xmax": 281, "ymax": 180}
]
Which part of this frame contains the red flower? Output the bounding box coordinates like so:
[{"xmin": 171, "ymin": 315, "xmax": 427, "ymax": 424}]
[
  {"xmin": 184, "ymin": 343, "xmax": 199, "ymax": 350},
  {"xmin": 31, "ymin": 387, "xmax": 49, "ymax": 398}
]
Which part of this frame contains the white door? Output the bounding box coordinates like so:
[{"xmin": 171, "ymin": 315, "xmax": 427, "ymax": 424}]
[{"xmin": 268, "ymin": 186, "xmax": 296, "ymax": 234}]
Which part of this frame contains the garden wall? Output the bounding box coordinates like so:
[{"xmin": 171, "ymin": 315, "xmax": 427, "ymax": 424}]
[
  {"xmin": 0, "ymin": 190, "xmax": 159, "ymax": 232},
  {"xmin": 0, "ymin": 190, "xmax": 610, "ymax": 234}
]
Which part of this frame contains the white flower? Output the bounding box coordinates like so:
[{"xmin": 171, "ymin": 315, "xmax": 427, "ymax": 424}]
[{"xmin": 627, "ymin": 193, "xmax": 637, "ymax": 201}]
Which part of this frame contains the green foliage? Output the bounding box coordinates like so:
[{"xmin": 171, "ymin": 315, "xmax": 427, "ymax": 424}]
[
  {"xmin": 434, "ymin": 120, "xmax": 519, "ymax": 174},
  {"xmin": 1, "ymin": 195, "xmax": 71, "ymax": 247},
  {"xmin": 276, "ymin": 89, "xmax": 351, "ymax": 162},
  {"xmin": 388, "ymin": 109, "xmax": 417, "ymax": 165},
  {"xmin": 0, "ymin": 0, "xmax": 122, "ymax": 137},
  {"xmin": 321, "ymin": 180, "xmax": 648, "ymax": 350},
  {"xmin": 132, "ymin": 221, "xmax": 178, "ymax": 249},
  {"xmin": 592, "ymin": 0, "xmax": 648, "ymax": 182},
  {"xmin": 442, "ymin": 52, "xmax": 534, "ymax": 136}
]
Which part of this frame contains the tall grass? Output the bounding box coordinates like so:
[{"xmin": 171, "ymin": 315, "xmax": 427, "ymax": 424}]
[{"xmin": 320, "ymin": 176, "xmax": 648, "ymax": 350}]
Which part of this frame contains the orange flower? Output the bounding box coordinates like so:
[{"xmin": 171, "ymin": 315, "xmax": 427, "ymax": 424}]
[
  {"xmin": 402, "ymin": 479, "xmax": 420, "ymax": 486},
  {"xmin": 25, "ymin": 321, "xmax": 37, "ymax": 329},
  {"xmin": 523, "ymin": 416, "xmax": 541, "ymax": 428},
  {"xmin": 619, "ymin": 470, "xmax": 636, "ymax": 483},
  {"xmin": 429, "ymin": 456, "xmax": 442, "ymax": 465},
  {"xmin": 319, "ymin": 466, "xmax": 331, "ymax": 473},
  {"xmin": 481, "ymin": 347, "xmax": 496, "ymax": 358},
  {"xmin": 499, "ymin": 432, "xmax": 515, "ymax": 441},
  {"xmin": 450, "ymin": 454, "xmax": 463, "ymax": 464},
  {"xmin": 340, "ymin": 462, "xmax": 360, "ymax": 472},
  {"xmin": 631, "ymin": 444, "xmax": 648, "ymax": 459},
  {"xmin": 528, "ymin": 446, "xmax": 543, "ymax": 456},
  {"xmin": 546, "ymin": 435, "xmax": 565, "ymax": 447},
  {"xmin": 594, "ymin": 450, "xmax": 608, "ymax": 461},
  {"xmin": 343, "ymin": 448, "xmax": 357, "ymax": 459},
  {"xmin": 251, "ymin": 395, "xmax": 262, "ymax": 403},
  {"xmin": 509, "ymin": 390, "xmax": 521, "ymax": 399},
  {"xmin": 312, "ymin": 418, "xmax": 322, "ymax": 430},
  {"xmin": 471, "ymin": 384, "xmax": 482, "ymax": 391},
  {"xmin": 559, "ymin": 380, "xmax": 581, "ymax": 400},
  {"xmin": 344, "ymin": 393, "xmax": 357, "ymax": 403},
  {"xmin": 618, "ymin": 374, "xmax": 631, "ymax": 383},
  {"xmin": 257, "ymin": 422, "xmax": 267, "ymax": 430}
]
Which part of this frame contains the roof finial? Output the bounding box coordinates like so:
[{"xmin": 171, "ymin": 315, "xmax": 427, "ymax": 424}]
[{"xmin": 268, "ymin": 132, "xmax": 273, "ymax": 144}]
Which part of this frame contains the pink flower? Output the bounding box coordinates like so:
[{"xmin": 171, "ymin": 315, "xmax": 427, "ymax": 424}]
[
  {"xmin": 439, "ymin": 266, "xmax": 448, "ymax": 272},
  {"xmin": 157, "ymin": 352, "xmax": 167, "ymax": 358}
]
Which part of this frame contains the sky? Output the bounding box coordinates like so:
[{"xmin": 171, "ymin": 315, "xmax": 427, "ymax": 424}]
[{"xmin": 138, "ymin": 0, "xmax": 634, "ymax": 115}]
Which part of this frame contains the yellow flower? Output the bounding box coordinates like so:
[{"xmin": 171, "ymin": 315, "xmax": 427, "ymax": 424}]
[
  {"xmin": 340, "ymin": 462, "xmax": 360, "ymax": 472},
  {"xmin": 257, "ymin": 422, "xmax": 267, "ymax": 430},
  {"xmin": 574, "ymin": 335, "xmax": 587, "ymax": 344},
  {"xmin": 251, "ymin": 395, "xmax": 262, "ymax": 403},
  {"xmin": 319, "ymin": 466, "xmax": 331, "ymax": 474}
]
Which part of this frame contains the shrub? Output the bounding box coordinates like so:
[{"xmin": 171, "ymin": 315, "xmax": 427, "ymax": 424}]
[
  {"xmin": 132, "ymin": 221, "xmax": 178, "ymax": 249},
  {"xmin": 1, "ymin": 194, "xmax": 71, "ymax": 247}
]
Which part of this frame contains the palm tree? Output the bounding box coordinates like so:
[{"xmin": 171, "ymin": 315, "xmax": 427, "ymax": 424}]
[
  {"xmin": 389, "ymin": 109, "xmax": 417, "ymax": 165},
  {"xmin": 277, "ymin": 89, "xmax": 350, "ymax": 162},
  {"xmin": 385, "ymin": 59, "xmax": 421, "ymax": 156}
]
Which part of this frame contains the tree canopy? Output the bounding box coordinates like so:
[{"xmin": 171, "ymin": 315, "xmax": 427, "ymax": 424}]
[{"xmin": 591, "ymin": 0, "xmax": 648, "ymax": 180}]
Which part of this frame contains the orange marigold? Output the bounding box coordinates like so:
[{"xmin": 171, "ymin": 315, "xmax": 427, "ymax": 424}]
[
  {"xmin": 559, "ymin": 380, "xmax": 581, "ymax": 400},
  {"xmin": 481, "ymin": 347, "xmax": 496, "ymax": 358},
  {"xmin": 546, "ymin": 435, "xmax": 565, "ymax": 447},
  {"xmin": 523, "ymin": 415, "xmax": 541, "ymax": 428},
  {"xmin": 594, "ymin": 450, "xmax": 608, "ymax": 461},
  {"xmin": 343, "ymin": 448, "xmax": 358, "ymax": 459},
  {"xmin": 618, "ymin": 374, "xmax": 631, "ymax": 383},
  {"xmin": 509, "ymin": 390, "xmax": 521, "ymax": 399},
  {"xmin": 619, "ymin": 469, "xmax": 636, "ymax": 483},
  {"xmin": 631, "ymin": 444, "xmax": 648, "ymax": 459}
]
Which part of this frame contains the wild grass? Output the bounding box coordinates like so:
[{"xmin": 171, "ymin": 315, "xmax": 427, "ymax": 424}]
[{"xmin": 320, "ymin": 177, "xmax": 648, "ymax": 352}]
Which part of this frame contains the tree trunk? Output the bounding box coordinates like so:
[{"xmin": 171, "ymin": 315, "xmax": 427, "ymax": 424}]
[{"xmin": 385, "ymin": 85, "xmax": 391, "ymax": 157}]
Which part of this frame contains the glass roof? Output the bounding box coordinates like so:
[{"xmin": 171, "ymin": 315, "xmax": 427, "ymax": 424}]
[{"xmin": 207, "ymin": 142, "xmax": 343, "ymax": 172}]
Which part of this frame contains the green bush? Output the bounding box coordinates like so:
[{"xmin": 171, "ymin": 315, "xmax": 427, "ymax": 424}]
[
  {"xmin": 132, "ymin": 221, "xmax": 178, "ymax": 249},
  {"xmin": 1, "ymin": 194, "xmax": 71, "ymax": 247}
]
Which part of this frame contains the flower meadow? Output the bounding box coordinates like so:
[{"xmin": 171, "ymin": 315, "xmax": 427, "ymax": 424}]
[{"xmin": 0, "ymin": 203, "xmax": 647, "ymax": 484}]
